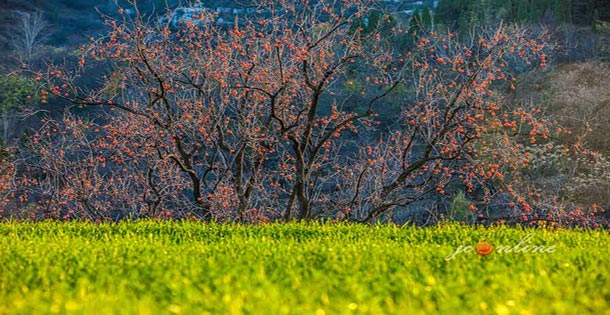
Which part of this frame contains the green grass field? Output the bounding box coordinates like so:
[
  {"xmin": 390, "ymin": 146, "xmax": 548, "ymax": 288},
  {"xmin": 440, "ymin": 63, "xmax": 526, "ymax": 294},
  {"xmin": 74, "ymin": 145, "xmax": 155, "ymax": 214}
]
[{"xmin": 1, "ymin": 222, "xmax": 609, "ymax": 315}]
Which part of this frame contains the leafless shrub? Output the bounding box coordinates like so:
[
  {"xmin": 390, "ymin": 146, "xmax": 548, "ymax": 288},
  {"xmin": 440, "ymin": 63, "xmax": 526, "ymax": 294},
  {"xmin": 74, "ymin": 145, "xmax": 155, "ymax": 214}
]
[{"xmin": 8, "ymin": 10, "xmax": 50, "ymax": 63}]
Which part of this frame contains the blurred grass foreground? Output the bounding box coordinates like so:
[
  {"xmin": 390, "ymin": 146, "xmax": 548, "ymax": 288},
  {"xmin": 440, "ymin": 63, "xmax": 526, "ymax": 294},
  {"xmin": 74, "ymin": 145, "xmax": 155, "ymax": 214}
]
[{"xmin": 1, "ymin": 221, "xmax": 609, "ymax": 315}]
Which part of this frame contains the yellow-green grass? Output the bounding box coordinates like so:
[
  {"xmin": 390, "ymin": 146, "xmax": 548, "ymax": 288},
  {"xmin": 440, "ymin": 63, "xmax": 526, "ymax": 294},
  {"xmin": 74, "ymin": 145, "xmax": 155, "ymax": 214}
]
[{"xmin": 0, "ymin": 222, "xmax": 608, "ymax": 315}]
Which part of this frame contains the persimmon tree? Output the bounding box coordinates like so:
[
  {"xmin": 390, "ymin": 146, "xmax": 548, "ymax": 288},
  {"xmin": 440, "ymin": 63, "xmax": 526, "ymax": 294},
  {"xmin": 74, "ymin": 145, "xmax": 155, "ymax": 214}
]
[
  {"xmin": 326, "ymin": 25, "xmax": 560, "ymax": 223},
  {"xmin": 0, "ymin": 150, "xmax": 15, "ymax": 217},
  {"xmin": 26, "ymin": 0, "xmax": 399, "ymax": 221},
  {"xmin": 15, "ymin": 0, "xmax": 579, "ymax": 224}
]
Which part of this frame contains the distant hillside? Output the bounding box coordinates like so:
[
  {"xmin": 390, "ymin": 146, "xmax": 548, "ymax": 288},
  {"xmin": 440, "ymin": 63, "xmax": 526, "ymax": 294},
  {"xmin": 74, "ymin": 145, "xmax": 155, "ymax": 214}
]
[
  {"xmin": 1, "ymin": 0, "xmax": 609, "ymax": 65},
  {"xmin": 0, "ymin": 0, "xmax": 182, "ymax": 56},
  {"xmin": 573, "ymin": 0, "xmax": 610, "ymax": 24}
]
